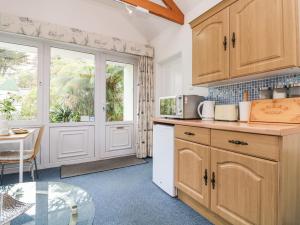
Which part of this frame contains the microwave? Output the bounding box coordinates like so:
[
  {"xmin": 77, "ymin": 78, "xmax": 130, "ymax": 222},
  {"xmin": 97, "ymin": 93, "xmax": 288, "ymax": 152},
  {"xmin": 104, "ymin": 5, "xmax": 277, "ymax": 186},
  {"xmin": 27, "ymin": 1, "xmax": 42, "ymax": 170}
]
[{"xmin": 159, "ymin": 95, "xmax": 204, "ymax": 119}]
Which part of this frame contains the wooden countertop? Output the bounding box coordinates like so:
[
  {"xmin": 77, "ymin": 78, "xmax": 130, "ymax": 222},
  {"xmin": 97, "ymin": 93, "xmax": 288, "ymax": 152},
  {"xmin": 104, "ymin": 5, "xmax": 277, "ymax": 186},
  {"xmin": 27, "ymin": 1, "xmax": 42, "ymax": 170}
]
[
  {"xmin": 153, "ymin": 118, "xmax": 300, "ymax": 136},
  {"xmin": 0, "ymin": 129, "xmax": 35, "ymax": 141}
]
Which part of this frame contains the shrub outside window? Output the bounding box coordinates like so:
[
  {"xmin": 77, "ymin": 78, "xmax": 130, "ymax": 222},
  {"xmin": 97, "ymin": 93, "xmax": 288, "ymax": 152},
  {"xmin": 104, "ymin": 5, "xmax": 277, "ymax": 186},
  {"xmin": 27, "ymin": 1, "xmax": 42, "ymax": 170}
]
[
  {"xmin": 106, "ymin": 61, "xmax": 134, "ymax": 122},
  {"xmin": 0, "ymin": 42, "xmax": 38, "ymax": 121},
  {"xmin": 50, "ymin": 48, "xmax": 95, "ymax": 123}
]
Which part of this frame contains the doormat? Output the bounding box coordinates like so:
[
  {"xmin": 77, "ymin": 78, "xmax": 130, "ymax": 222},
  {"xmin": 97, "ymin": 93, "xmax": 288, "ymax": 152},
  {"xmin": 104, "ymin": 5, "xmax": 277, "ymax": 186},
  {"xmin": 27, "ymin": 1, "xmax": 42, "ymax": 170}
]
[{"xmin": 60, "ymin": 155, "xmax": 147, "ymax": 178}]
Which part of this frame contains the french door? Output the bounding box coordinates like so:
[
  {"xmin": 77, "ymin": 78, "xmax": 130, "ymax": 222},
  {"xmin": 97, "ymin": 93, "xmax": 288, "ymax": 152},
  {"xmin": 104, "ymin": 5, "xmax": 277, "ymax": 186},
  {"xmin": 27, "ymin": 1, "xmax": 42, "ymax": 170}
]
[{"xmin": 99, "ymin": 55, "xmax": 137, "ymax": 158}]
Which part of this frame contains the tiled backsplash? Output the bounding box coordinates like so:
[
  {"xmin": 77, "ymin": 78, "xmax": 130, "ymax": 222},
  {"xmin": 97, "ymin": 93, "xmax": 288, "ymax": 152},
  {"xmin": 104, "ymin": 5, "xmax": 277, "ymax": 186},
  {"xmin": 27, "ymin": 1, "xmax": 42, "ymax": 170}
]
[{"xmin": 207, "ymin": 74, "xmax": 300, "ymax": 104}]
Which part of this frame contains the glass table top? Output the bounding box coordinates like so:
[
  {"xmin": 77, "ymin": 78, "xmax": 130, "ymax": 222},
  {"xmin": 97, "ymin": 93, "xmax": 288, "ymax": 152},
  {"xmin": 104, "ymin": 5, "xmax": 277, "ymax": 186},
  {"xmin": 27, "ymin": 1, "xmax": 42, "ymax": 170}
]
[{"xmin": 0, "ymin": 182, "xmax": 95, "ymax": 225}]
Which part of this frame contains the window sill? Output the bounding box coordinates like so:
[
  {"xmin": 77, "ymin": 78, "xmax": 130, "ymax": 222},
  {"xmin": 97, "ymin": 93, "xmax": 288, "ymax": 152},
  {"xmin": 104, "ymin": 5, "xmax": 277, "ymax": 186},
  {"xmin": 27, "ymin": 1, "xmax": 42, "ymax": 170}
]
[{"xmin": 48, "ymin": 122, "xmax": 96, "ymax": 127}]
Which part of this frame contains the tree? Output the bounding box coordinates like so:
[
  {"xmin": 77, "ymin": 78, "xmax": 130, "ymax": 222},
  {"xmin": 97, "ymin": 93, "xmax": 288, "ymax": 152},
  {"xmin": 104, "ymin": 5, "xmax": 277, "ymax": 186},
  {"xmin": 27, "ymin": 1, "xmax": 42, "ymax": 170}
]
[
  {"xmin": 20, "ymin": 87, "xmax": 37, "ymax": 119},
  {"xmin": 106, "ymin": 64, "xmax": 124, "ymax": 122},
  {"xmin": 49, "ymin": 55, "xmax": 95, "ymax": 122},
  {"xmin": 0, "ymin": 48, "xmax": 28, "ymax": 77}
]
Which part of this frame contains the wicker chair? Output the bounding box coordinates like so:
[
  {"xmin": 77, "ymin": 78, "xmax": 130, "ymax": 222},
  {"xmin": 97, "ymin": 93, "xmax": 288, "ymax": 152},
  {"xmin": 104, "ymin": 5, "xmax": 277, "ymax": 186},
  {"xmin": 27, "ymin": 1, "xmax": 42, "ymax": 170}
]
[{"xmin": 0, "ymin": 126, "xmax": 44, "ymax": 185}]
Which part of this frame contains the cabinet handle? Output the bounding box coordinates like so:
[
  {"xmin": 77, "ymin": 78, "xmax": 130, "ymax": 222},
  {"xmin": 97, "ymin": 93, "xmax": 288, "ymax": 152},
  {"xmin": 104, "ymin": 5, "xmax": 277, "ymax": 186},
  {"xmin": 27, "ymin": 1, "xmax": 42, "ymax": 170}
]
[
  {"xmin": 232, "ymin": 32, "xmax": 236, "ymax": 48},
  {"xmin": 223, "ymin": 36, "xmax": 227, "ymax": 51},
  {"xmin": 184, "ymin": 132, "xmax": 195, "ymax": 136},
  {"xmin": 228, "ymin": 140, "xmax": 248, "ymax": 146},
  {"xmin": 116, "ymin": 126, "xmax": 125, "ymax": 129},
  {"xmin": 211, "ymin": 172, "xmax": 216, "ymax": 190},
  {"xmin": 203, "ymin": 169, "xmax": 208, "ymax": 186}
]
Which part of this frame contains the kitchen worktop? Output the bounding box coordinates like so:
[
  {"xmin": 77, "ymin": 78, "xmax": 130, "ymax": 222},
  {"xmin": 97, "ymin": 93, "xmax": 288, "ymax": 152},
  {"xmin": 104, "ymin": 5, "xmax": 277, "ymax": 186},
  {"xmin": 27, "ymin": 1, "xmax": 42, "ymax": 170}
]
[{"xmin": 153, "ymin": 118, "xmax": 300, "ymax": 136}]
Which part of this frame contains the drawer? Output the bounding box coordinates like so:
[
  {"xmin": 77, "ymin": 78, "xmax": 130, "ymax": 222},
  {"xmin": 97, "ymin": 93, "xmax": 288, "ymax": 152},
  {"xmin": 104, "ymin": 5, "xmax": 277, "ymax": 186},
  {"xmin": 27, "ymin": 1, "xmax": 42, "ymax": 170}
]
[
  {"xmin": 211, "ymin": 130, "xmax": 280, "ymax": 161},
  {"xmin": 175, "ymin": 125, "xmax": 210, "ymax": 145}
]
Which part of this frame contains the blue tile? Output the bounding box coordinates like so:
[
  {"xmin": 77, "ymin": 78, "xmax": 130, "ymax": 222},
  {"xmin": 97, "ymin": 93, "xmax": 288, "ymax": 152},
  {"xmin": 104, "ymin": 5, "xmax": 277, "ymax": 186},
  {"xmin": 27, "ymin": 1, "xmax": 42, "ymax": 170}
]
[{"xmin": 208, "ymin": 73, "xmax": 300, "ymax": 104}]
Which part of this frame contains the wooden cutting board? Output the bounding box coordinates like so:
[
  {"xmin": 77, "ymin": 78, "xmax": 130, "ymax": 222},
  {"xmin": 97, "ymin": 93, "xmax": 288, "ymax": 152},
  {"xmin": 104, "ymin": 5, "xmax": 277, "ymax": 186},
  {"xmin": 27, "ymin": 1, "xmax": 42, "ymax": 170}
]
[{"xmin": 249, "ymin": 98, "xmax": 300, "ymax": 124}]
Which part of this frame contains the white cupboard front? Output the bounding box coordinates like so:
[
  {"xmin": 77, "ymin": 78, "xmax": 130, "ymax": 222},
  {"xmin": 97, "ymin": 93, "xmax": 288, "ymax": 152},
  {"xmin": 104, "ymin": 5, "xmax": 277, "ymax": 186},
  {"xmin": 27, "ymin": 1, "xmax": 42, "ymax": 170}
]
[
  {"xmin": 104, "ymin": 124, "xmax": 134, "ymax": 158},
  {"xmin": 50, "ymin": 126, "xmax": 95, "ymax": 164}
]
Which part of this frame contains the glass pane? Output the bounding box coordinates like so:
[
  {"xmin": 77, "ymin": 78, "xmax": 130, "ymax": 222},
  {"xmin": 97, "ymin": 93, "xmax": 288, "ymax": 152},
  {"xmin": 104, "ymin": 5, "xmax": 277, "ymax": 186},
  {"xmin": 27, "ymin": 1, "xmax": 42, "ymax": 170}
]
[
  {"xmin": 106, "ymin": 61, "xmax": 133, "ymax": 122},
  {"xmin": 50, "ymin": 48, "xmax": 95, "ymax": 123},
  {"xmin": 0, "ymin": 42, "xmax": 38, "ymax": 120},
  {"xmin": 160, "ymin": 98, "xmax": 176, "ymax": 116}
]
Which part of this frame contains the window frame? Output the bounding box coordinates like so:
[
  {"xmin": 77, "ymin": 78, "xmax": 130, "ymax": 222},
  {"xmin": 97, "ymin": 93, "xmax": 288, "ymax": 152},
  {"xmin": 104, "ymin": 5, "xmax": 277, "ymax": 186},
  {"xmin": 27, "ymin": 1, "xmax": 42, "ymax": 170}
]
[
  {"xmin": 0, "ymin": 33, "xmax": 138, "ymax": 128},
  {"xmin": 45, "ymin": 42, "xmax": 97, "ymax": 125},
  {"xmin": 0, "ymin": 34, "xmax": 44, "ymax": 126},
  {"xmin": 103, "ymin": 54, "xmax": 138, "ymax": 126}
]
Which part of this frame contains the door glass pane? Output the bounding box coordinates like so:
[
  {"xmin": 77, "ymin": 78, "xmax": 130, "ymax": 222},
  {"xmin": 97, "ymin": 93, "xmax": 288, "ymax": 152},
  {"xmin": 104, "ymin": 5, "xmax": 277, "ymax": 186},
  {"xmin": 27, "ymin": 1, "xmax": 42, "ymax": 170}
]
[
  {"xmin": 106, "ymin": 61, "xmax": 134, "ymax": 122},
  {"xmin": 50, "ymin": 48, "xmax": 95, "ymax": 123},
  {"xmin": 0, "ymin": 42, "xmax": 38, "ymax": 120}
]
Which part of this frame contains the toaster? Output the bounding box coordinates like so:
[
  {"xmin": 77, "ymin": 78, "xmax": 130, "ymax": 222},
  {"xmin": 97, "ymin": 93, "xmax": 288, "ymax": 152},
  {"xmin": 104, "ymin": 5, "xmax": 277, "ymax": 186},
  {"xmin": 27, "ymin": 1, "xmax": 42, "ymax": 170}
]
[{"xmin": 214, "ymin": 104, "xmax": 239, "ymax": 121}]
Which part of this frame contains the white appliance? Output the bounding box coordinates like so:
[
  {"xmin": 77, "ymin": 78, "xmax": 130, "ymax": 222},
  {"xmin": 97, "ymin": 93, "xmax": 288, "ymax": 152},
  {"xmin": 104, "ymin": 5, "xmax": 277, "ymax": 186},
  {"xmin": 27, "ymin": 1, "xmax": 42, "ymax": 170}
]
[
  {"xmin": 153, "ymin": 124, "xmax": 176, "ymax": 197},
  {"xmin": 159, "ymin": 95, "xmax": 204, "ymax": 119},
  {"xmin": 197, "ymin": 100, "xmax": 215, "ymax": 121},
  {"xmin": 214, "ymin": 104, "xmax": 239, "ymax": 121}
]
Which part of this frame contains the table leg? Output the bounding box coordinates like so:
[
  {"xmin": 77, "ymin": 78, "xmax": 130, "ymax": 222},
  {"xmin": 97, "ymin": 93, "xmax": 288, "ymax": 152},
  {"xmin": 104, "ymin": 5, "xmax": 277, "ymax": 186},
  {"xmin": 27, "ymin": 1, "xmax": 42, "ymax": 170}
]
[{"xmin": 19, "ymin": 140, "xmax": 24, "ymax": 183}]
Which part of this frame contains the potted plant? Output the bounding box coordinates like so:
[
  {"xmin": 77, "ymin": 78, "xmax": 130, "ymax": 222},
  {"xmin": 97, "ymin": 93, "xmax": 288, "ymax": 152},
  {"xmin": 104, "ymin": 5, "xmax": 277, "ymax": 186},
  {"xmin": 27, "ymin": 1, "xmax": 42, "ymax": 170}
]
[
  {"xmin": 0, "ymin": 96, "xmax": 17, "ymax": 135},
  {"xmin": 49, "ymin": 104, "xmax": 72, "ymax": 123}
]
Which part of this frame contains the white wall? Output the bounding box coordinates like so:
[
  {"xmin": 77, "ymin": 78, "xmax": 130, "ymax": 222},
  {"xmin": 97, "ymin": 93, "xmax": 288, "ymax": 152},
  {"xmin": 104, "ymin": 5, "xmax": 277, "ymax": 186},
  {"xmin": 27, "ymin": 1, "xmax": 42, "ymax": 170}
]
[
  {"xmin": 151, "ymin": 0, "xmax": 222, "ymax": 116},
  {"xmin": 0, "ymin": 0, "xmax": 148, "ymax": 44},
  {"xmin": 157, "ymin": 53, "xmax": 183, "ymax": 97}
]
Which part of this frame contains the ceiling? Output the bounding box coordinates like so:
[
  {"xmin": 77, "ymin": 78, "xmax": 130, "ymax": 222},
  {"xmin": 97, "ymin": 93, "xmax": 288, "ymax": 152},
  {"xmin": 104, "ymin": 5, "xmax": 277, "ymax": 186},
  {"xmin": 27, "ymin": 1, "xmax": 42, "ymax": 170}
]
[
  {"xmin": 90, "ymin": 0, "xmax": 202, "ymax": 41},
  {"xmin": 150, "ymin": 0, "xmax": 201, "ymax": 13}
]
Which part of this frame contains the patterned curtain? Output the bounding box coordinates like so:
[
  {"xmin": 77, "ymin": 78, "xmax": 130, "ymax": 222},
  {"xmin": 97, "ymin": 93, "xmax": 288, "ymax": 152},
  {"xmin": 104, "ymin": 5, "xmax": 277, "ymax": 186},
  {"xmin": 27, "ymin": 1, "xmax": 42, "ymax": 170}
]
[{"xmin": 136, "ymin": 56, "xmax": 154, "ymax": 158}]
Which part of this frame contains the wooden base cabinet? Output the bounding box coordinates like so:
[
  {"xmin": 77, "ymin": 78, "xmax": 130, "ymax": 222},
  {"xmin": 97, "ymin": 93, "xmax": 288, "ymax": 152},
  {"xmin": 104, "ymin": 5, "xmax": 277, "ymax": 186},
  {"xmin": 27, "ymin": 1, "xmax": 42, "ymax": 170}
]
[
  {"xmin": 173, "ymin": 125, "xmax": 300, "ymax": 225},
  {"xmin": 175, "ymin": 139, "xmax": 210, "ymax": 208},
  {"xmin": 211, "ymin": 148, "xmax": 278, "ymax": 225}
]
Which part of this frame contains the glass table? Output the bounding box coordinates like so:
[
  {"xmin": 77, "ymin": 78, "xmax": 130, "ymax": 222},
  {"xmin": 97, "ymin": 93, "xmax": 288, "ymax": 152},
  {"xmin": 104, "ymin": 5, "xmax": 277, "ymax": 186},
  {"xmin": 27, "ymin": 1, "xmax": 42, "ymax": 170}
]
[{"xmin": 0, "ymin": 182, "xmax": 95, "ymax": 225}]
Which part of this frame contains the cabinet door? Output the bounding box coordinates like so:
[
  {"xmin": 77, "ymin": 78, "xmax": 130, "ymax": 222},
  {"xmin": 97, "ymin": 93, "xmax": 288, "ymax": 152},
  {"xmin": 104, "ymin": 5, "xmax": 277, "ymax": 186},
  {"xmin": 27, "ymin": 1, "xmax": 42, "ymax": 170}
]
[
  {"xmin": 192, "ymin": 8, "xmax": 229, "ymax": 85},
  {"xmin": 211, "ymin": 148, "xmax": 278, "ymax": 225},
  {"xmin": 175, "ymin": 139, "xmax": 210, "ymax": 207},
  {"xmin": 230, "ymin": 0, "xmax": 297, "ymax": 78}
]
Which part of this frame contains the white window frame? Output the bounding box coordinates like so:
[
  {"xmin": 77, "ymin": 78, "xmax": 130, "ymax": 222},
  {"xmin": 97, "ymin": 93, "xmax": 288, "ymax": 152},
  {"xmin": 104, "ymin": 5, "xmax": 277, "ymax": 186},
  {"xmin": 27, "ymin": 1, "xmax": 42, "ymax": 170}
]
[
  {"xmin": 103, "ymin": 54, "xmax": 138, "ymax": 126},
  {"xmin": 0, "ymin": 32, "xmax": 140, "ymax": 166},
  {"xmin": 99, "ymin": 53, "xmax": 138, "ymax": 158},
  {"xmin": 44, "ymin": 41, "xmax": 98, "ymax": 127},
  {"xmin": 0, "ymin": 33, "xmax": 44, "ymax": 127}
]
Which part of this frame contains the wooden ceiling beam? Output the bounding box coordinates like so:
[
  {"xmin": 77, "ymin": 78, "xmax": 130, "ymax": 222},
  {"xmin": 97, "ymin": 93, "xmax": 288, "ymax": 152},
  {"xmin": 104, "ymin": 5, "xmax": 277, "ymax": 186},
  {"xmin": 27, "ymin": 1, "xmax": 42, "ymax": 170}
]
[{"xmin": 120, "ymin": 0, "xmax": 184, "ymax": 25}]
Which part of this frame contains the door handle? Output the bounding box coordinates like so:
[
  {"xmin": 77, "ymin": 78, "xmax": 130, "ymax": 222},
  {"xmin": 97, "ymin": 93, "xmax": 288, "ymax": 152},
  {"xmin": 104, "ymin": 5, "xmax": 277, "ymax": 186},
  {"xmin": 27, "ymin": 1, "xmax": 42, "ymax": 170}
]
[
  {"xmin": 232, "ymin": 32, "xmax": 236, "ymax": 48},
  {"xmin": 203, "ymin": 169, "xmax": 208, "ymax": 186},
  {"xmin": 223, "ymin": 36, "xmax": 227, "ymax": 51},
  {"xmin": 211, "ymin": 172, "xmax": 216, "ymax": 190}
]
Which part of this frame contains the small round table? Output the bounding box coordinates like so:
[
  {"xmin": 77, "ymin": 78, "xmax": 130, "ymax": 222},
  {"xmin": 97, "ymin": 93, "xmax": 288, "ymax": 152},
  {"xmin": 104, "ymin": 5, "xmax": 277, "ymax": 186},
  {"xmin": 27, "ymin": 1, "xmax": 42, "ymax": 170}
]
[{"xmin": 0, "ymin": 182, "xmax": 95, "ymax": 225}]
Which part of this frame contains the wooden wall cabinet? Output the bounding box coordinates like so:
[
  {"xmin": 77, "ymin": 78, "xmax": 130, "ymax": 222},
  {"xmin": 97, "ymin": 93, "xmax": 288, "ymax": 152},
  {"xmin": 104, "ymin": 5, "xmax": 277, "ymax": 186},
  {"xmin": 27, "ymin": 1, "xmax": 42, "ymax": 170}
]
[
  {"xmin": 229, "ymin": 0, "xmax": 297, "ymax": 78},
  {"xmin": 192, "ymin": 8, "xmax": 229, "ymax": 84},
  {"xmin": 190, "ymin": 0, "xmax": 299, "ymax": 85}
]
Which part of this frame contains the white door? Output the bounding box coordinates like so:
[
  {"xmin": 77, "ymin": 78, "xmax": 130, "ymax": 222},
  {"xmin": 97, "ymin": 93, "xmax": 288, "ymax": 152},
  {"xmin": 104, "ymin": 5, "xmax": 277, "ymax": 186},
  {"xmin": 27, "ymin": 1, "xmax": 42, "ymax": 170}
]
[{"xmin": 100, "ymin": 55, "xmax": 137, "ymax": 158}]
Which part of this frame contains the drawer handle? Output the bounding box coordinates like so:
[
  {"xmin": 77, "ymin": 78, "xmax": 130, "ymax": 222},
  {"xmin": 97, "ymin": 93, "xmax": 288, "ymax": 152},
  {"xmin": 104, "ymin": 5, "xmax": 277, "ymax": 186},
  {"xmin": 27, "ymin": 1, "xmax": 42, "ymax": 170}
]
[
  {"xmin": 211, "ymin": 172, "xmax": 216, "ymax": 190},
  {"xmin": 116, "ymin": 127, "xmax": 125, "ymax": 129},
  {"xmin": 203, "ymin": 169, "xmax": 208, "ymax": 186},
  {"xmin": 228, "ymin": 140, "xmax": 248, "ymax": 146},
  {"xmin": 184, "ymin": 132, "xmax": 195, "ymax": 136}
]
